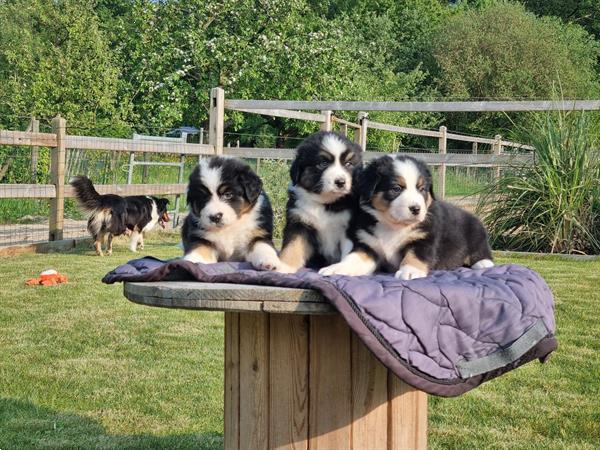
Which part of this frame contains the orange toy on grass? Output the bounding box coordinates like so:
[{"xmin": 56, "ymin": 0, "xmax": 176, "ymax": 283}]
[{"xmin": 26, "ymin": 269, "xmax": 68, "ymax": 286}]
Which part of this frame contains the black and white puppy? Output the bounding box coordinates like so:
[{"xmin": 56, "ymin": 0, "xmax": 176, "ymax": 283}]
[
  {"xmin": 319, "ymin": 155, "xmax": 494, "ymax": 279},
  {"xmin": 70, "ymin": 176, "xmax": 170, "ymax": 256},
  {"xmin": 279, "ymin": 131, "xmax": 362, "ymax": 272},
  {"xmin": 181, "ymin": 156, "xmax": 284, "ymax": 271}
]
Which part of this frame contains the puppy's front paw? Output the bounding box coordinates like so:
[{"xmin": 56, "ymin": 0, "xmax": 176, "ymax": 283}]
[
  {"xmin": 472, "ymin": 258, "xmax": 494, "ymax": 269},
  {"xmin": 319, "ymin": 262, "xmax": 353, "ymax": 276},
  {"xmin": 395, "ymin": 264, "xmax": 428, "ymax": 280},
  {"xmin": 273, "ymin": 262, "xmax": 297, "ymax": 274}
]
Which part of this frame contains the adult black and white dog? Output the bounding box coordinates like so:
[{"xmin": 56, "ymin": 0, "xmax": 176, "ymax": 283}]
[
  {"xmin": 70, "ymin": 176, "xmax": 170, "ymax": 256},
  {"xmin": 278, "ymin": 131, "xmax": 362, "ymax": 272},
  {"xmin": 319, "ymin": 155, "xmax": 493, "ymax": 279},
  {"xmin": 181, "ymin": 156, "xmax": 285, "ymax": 271}
]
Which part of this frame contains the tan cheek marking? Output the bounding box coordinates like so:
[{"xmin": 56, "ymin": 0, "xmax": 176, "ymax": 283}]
[
  {"xmin": 401, "ymin": 249, "xmax": 429, "ymax": 272},
  {"xmin": 280, "ymin": 235, "xmax": 313, "ymax": 270},
  {"xmin": 371, "ymin": 192, "xmax": 389, "ymax": 212},
  {"xmin": 187, "ymin": 244, "xmax": 218, "ymax": 263},
  {"xmin": 239, "ymin": 198, "xmax": 254, "ymax": 216},
  {"xmin": 426, "ymin": 193, "xmax": 433, "ymax": 207}
]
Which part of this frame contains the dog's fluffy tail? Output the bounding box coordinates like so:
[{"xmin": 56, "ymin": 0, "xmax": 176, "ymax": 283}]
[{"xmin": 69, "ymin": 176, "xmax": 101, "ymax": 212}]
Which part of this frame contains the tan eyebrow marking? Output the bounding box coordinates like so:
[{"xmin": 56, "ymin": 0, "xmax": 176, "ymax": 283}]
[
  {"xmin": 417, "ymin": 176, "xmax": 425, "ymax": 189},
  {"xmin": 319, "ymin": 151, "xmax": 334, "ymax": 161},
  {"xmin": 396, "ymin": 176, "xmax": 407, "ymax": 188}
]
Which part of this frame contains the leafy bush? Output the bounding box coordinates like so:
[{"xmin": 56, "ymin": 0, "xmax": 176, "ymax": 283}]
[{"xmin": 478, "ymin": 111, "xmax": 599, "ymax": 254}]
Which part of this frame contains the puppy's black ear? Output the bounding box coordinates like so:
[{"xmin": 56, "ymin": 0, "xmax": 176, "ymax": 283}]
[
  {"xmin": 238, "ymin": 167, "xmax": 263, "ymax": 204},
  {"xmin": 356, "ymin": 162, "xmax": 380, "ymax": 202},
  {"xmin": 428, "ymin": 184, "xmax": 436, "ymax": 201},
  {"xmin": 356, "ymin": 156, "xmax": 389, "ymax": 202},
  {"xmin": 290, "ymin": 157, "xmax": 300, "ymax": 184}
]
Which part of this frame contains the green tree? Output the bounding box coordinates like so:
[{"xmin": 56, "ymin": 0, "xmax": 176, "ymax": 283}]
[
  {"xmin": 0, "ymin": 0, "xmax": 125, "ymax": 134},
  {"xmin": 428, "ymin": 2, "xmax": 599, "ymax": 134}
]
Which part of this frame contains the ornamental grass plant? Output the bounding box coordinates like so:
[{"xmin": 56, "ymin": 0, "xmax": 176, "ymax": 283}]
[{"xmin": 478, "ymin": 111, "xmax": 599, "ymax": 254}]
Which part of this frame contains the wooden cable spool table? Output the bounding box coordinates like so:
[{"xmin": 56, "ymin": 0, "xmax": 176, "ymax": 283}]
[{"xmin": 124, "ymin": 281, "xmax": 427, "ymax": 450}]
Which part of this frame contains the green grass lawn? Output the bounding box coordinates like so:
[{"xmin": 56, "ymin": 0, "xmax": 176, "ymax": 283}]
[{"xmin": 1, "ymin": 232, "xmax": 598, "ymax": 449}]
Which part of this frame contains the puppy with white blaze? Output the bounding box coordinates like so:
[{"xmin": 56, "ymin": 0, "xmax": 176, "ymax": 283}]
[
  {"xmin": 278, "ymin": 131, "xmax": 362, "ymax": 272},
  {"xmin": 319, "ymin": 155, "xmax": 494, "ymax": 279},
  {"xmin": 181, "ymin": 157, "xmax": 285, "ymax": 271}
]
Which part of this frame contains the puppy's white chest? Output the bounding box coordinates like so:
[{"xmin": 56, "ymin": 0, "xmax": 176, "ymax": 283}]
[
  {"xmin": 292, "ymin": 201, "xmax": 350, "ymax": 261},
  {"xmin": 204, "ymin": 216, "xmax": 257, "ymax": 259},
  {"xmin": 357, "ymin": 224, "xmax": 417, "ymax": 267}
]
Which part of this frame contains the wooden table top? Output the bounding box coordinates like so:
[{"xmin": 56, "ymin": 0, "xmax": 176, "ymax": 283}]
[{"xmin": 123, "ymin": 281, "xmax": 336, "ymax": 314}]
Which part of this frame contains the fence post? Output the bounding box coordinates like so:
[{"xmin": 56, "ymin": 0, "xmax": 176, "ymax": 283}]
[
  {"xmin": 320, "ymin": 110, "xmax": 332, "ymax": 131},
  {"xmin": 198, "ymin": 127, "xmax": 205, "ymax": 165},
  {"xmin": 493, "ymin": 135, "xmax": 502, "ymax": 180},
  {"xmin": 49, "ymin": 115, "xmax": 66, "ymax": 241},
  {"xmin": 30, "ymin": 117, "xmax": 40, "ymax": 183},
  {"xmin": 467, "ymin": 142, "xmax": 477, "ymax": 178},
  {"xmin": 209, "ymin": 87, "xmax": 225, "ymax": 155},
  {"xmin": 127, "ymin": 152, "xmax": 135, "ymax": 184},
  {"xmin": 356, "ymin": 112, "xmax": 368, "ymax": 151},
  {"xmin": 438, "ymin": 126, "xmax": 447, "ymax": 199}
]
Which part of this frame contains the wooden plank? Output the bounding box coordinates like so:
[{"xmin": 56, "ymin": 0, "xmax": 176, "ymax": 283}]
[
  {"xmin": 388, "ymin": 375, "xmax": 428, "ymax": 450},
  {"xmin": 0, "ymin": 237, "xmax": 90, "ymax": 257},
  {"xmin": 320, "ymin": 110, "xmax": 332, "ymax": 131},
  {"xmin": 331, "ymin": 116, "xmax": 361, "ymax": 129},
  {"xmin": 133, "ymin": 133, "xmax": 186, "ymax": 143},
  {"xmin": 64, "ymin": 183, "xmax": 187, "ymax": 197},
  {"xmin": 229, "ymin": 107, "xmax": 326, "ymax": 123},
  {"xmin": 0, "ymin": 184, "xmax": 56, "ymax": 198},
  {"xmin": 225, "ymin": 99, "xmax": 600, "ymax": 112},
  {"xmin": 224, "ymin": 312, "xmax": 240, "ymax": 450},
  {"xmin": 223, "ymin": 147, "xmax": 297, "ymax": 160},
  {"xmin": 0, "ymin": 130, "xmax": 57, "ymax": 147},
  {"xmin": 351, "ymin": 333, "xmax": 388, "ymax": 450},
  {"xmin": 438, "ymin": 126, "xmax": 447, "ymax": 199},
  {"xmin": 210, "ymin": 87, "xmax": 225, "ymax": 155},
  {"xmin": 49, "ymin": 116, "xmax": 66, "ymax": 241},
  {"xmin": 367, "ymin": 120, "xmax": 441, "ymax": 138},
  {"xmin": 64, "ymin": 135, "xmax": 214, "ymax": 156},
  {"xmin": 363, "ymin": 151, "xmax": 534, "ymax": 166},
  {"xmin": 308, "ymin": 315, "xmax": 351, "ymax": 449},
  {"xmin": 224, "ymin": 147, "xmax": 533, "ymax": 166},
  {"xmin": 358, "ymin": 112, "xmax": 368, "ymax": 151},
  {"xmin": 445, "ymin": 132, "xmax": 496, "ymax": 145},
  {"xmin": 30, "ymin": 118, "xmax": 40, "ymax": 180},
  {"xmin": 123, "ymin": 282, "xmax": 334, "ymax": 314},
  {"xmin": 239, "ymin": 313, "xmax": 269, "ymax": 450},
  {"xmin": 501, "ymin": 140, "xmax": 534, "ymax": 150},
  {"xmin": 270, "ymin": 315, "xmax": 309, "ymax": 450}
]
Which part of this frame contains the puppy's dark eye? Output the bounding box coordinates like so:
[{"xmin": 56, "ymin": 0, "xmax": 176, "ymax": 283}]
[
  {"xmin": 419, "ymin": 186, "xmax": 427, "ymax": 193},
  {"xmin": 344, "ymin": 161, "xmax": 354, "ymax": 168},
  {"xmin": 390, "ymin": 185, "xmax": 404, "ymax": 194},
  {"xmin": 317, "ymin": 161, "xmax": 329, "ymax": 170},
  {"xmin": 221, "ymin": 192, "xmax": 234, "ymax": 200}
]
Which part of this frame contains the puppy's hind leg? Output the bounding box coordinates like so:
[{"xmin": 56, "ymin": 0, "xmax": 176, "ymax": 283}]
[
  {"xmin": 106, "ymin": 234, "xmax": 114, "ymax": 256},
  {"xmin": 129, "ymin": 230, "xmax": 140, "ymax": 252}
]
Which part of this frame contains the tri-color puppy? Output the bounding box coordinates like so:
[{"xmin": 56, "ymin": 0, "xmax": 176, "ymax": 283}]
[
  {"xmin": 319, "ymin": 155, "xmax": 493, "ymax": 279},
  {"xmin": 279, "ymin": 131, "xmax": 362, "ymax": 272},
  {"xmin": 181, "ymin": 156, "xmax": 285, "ymax": 271}
]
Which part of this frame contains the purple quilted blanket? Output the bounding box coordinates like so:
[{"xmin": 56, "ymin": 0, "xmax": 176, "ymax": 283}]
[{"xmin": 103, "ymin": 258, "xmax": 557, "ymax": 397}]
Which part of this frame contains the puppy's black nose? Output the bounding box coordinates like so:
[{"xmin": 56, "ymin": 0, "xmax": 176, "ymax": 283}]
[
  {"xmin": 209, "ymin": 213, "xmax": 223, "ymax": 224},
  {"xmin": 334, "ymin": 178, "xmax": 346, "ymax": 188},
  {"xmin": 409, "ymin": 205, "xmax": 421, "ymax": 216}
]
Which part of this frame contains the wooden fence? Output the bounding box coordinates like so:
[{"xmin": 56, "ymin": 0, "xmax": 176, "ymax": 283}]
[{"xmin": 2, "ymin": 87, "xmax": 598, "ymax": 247}]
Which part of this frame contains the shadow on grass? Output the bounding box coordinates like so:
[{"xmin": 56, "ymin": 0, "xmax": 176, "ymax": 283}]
[{"xmin": 0, "ymin": 398, "xmax": 223, "ymax": 450}]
